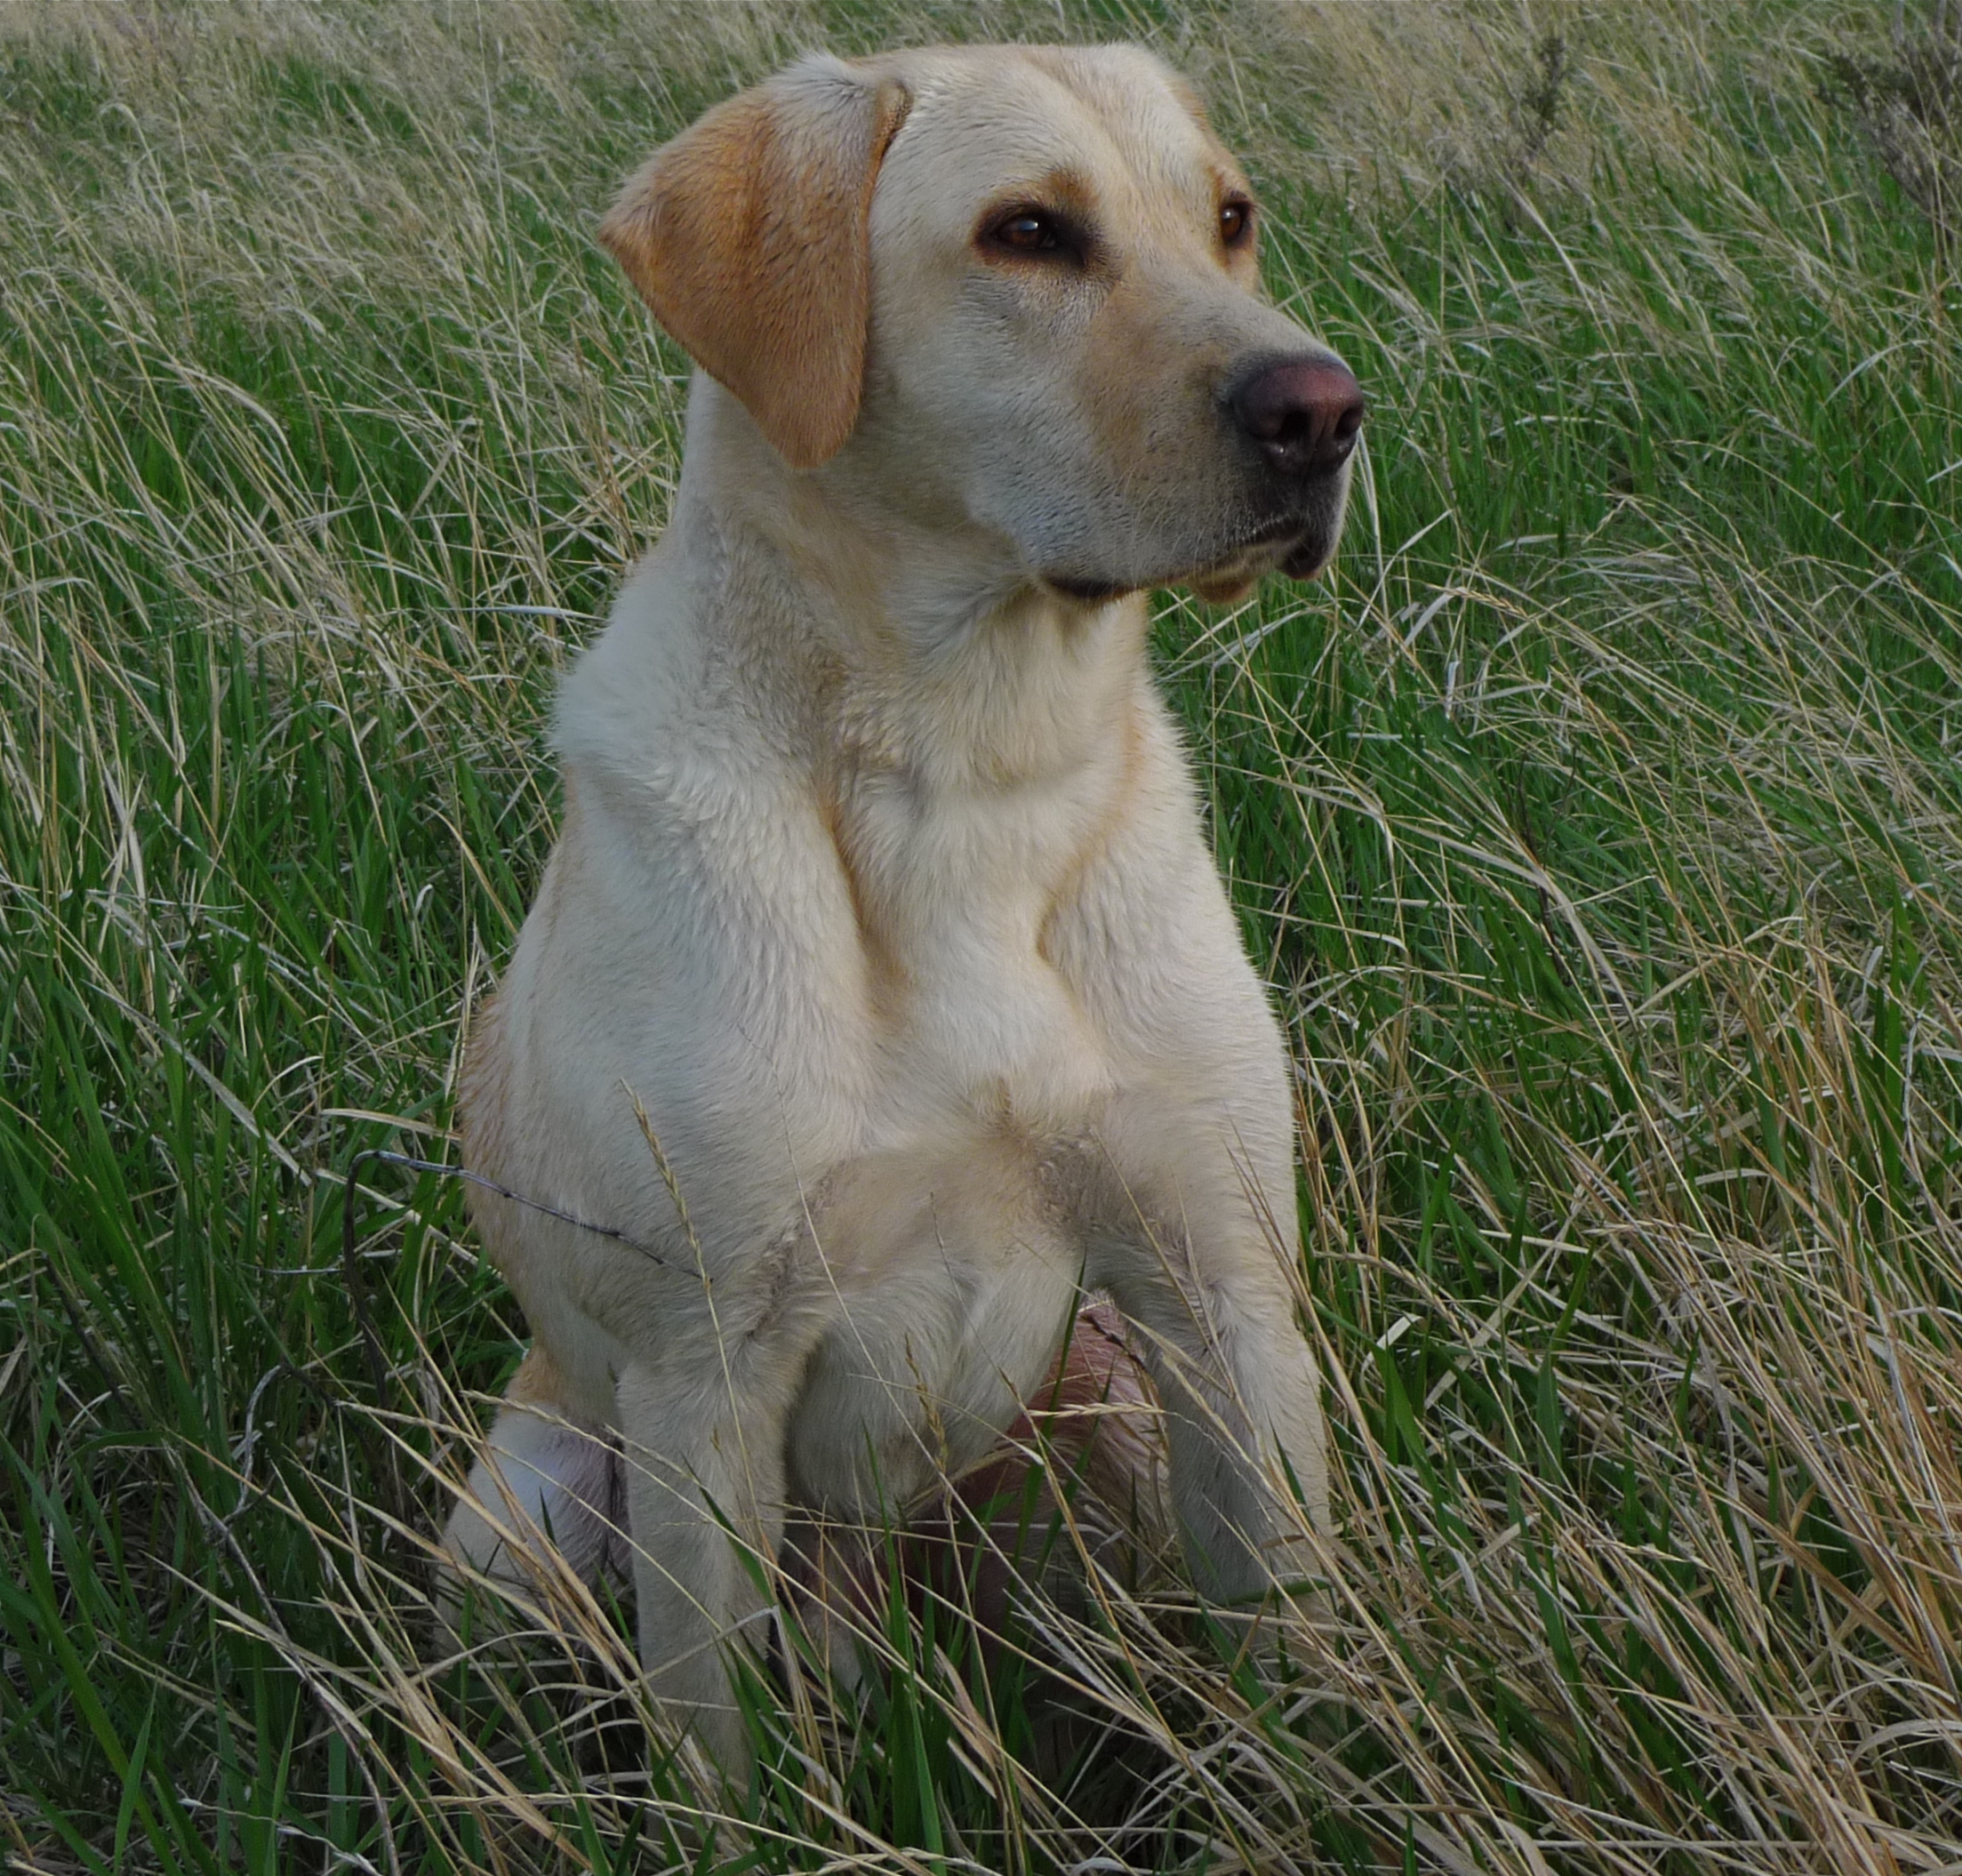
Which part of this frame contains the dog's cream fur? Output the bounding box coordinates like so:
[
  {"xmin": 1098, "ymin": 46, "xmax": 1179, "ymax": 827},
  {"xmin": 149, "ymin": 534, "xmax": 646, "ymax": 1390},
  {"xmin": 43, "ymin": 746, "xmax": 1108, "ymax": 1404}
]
[{"xmin": 438, "ymin": 43, "xmax": 1357, "ymax": 1775}]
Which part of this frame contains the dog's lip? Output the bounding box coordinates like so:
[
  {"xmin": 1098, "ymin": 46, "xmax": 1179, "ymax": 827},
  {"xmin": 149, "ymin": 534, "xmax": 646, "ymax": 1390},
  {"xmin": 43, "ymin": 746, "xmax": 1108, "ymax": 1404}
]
[
  {"xmin": 1181, "ymin": 513, "xmax": 1312, "ymax": 587},
  {"xmin": 1241, "ymin": 512, "xmax": 1310, "ymax": 549},
  {"xmin": 1040, "ymin": 514, "xmax": 1324, "ymax": 601}
]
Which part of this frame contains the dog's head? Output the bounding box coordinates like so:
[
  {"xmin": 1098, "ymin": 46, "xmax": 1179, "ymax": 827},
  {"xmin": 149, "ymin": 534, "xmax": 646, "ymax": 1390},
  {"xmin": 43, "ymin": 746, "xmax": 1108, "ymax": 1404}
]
[{"xmin": 601, "ymin": 45, "xmax": 1362, "ymax": 604}]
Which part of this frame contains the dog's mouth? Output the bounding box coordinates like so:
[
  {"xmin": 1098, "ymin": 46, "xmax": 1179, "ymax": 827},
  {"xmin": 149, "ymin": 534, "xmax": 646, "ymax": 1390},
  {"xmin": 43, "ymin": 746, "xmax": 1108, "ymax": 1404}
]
[
  {"xmin": 1038, "ymin": 490, "xmax": 1348, "ymax": 608},
  {"xmin": 1183, "ymin": 512, "xmax": 1333, "ymax": 604},
  {"xmin": 1044, "ymin": 572, "xmax": 1133, "ymax": 605}
]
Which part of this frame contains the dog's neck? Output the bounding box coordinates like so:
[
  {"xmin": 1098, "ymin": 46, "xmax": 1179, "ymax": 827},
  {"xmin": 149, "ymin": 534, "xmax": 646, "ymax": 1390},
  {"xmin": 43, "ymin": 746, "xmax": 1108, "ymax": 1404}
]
[{"xmin": 672, "ymin": 377, "xmax": 1151, "ymax": 797}]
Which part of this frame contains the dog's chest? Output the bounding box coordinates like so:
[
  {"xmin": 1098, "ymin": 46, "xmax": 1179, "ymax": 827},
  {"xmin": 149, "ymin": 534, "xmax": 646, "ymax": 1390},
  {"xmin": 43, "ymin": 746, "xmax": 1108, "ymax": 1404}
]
[{"xmin": 835, "ymin": 748, "xmax": 1119, "ymax": 1138}]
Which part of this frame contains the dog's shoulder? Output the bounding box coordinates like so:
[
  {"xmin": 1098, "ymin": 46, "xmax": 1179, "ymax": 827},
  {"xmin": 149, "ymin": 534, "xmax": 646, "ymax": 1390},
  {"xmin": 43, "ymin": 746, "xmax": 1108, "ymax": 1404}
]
[{"xmin": 554, "ymin": 545, "xmax": 809, "ymax": 814}]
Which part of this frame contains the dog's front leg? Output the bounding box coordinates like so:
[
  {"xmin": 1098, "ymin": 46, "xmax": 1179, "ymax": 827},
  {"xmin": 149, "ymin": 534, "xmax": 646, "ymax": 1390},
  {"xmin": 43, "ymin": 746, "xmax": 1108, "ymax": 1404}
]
[
  {"xmin": 612, "ymin": 1321, "xmax": 813, "ymax": 1781},
  {"xmin": 1081, "ymin": 1111, "xmax": 1327, "ymax": 1616}
]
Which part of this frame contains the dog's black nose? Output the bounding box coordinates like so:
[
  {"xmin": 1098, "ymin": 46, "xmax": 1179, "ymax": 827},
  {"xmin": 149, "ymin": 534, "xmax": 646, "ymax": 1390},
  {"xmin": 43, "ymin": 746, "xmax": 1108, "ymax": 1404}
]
[{"xmin": 1230, "ymin": 357, "xmax": 1365, "ymax": 477}]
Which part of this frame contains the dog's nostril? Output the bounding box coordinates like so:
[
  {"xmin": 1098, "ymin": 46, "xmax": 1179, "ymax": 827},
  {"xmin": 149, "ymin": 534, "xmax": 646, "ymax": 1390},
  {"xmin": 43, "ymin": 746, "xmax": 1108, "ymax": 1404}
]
[{"xmin": 1231, "ymin": 357, "xmax": 1365, "ymax": 477}]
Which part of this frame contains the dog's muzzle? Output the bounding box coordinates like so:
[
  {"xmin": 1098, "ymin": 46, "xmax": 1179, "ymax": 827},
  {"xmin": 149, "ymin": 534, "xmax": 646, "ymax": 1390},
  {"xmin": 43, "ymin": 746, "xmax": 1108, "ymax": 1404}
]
[{"xmin": 1223, "ymin": 354, "xmax": 1364, "ymax": 583}]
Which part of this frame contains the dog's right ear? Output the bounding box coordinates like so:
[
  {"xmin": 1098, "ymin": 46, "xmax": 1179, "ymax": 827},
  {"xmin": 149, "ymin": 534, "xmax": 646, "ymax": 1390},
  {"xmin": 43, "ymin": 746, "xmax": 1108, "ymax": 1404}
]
[{"xmin": 600, "ymin": 57, "xmax": 911, "ymax": 472}]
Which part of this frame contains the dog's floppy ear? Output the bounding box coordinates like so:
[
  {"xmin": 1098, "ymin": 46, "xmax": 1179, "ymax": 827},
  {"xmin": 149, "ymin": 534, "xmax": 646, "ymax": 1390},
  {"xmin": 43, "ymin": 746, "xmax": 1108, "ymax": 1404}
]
[{"xmin": 600, "ymin": 57, "xmax": 911, "ymax": 472}]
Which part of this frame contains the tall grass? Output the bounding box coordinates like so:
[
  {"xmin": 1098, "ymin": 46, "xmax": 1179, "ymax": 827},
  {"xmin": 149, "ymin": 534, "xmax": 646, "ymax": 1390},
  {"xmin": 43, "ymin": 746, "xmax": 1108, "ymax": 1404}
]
[{"xmin": 2, "ymin": 2, "xmax": 1958, "ymax": 1870}]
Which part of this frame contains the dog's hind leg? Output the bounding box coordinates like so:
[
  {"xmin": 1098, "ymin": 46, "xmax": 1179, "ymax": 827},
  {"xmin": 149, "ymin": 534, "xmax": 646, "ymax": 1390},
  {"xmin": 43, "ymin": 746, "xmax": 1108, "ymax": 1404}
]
[{"xmin": 436, "ymin": 1345, "xmax": 626, "ymax": 1622}]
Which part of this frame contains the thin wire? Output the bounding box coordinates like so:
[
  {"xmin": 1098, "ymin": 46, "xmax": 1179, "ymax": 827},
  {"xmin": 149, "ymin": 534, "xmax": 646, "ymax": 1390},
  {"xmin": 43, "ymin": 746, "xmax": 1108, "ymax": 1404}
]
[
  {"xmin": 336, "ymin": 1145, "xmax": 678, "ymax": 1425},
  {"xmin": 332, "ymin": 1149, "xmax": 677, "ymax": 1532},
  {"xmin": 340, "ymin": 1148, "xmax": 677, "ymax": 1275}
]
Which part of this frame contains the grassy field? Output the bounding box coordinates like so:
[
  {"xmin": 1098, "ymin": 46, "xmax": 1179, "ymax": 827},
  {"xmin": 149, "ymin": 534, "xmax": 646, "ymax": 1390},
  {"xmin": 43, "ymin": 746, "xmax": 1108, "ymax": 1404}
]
[{"xmin": 3, "ymin": 0, "xmax": 1960, "ymax": 1869}]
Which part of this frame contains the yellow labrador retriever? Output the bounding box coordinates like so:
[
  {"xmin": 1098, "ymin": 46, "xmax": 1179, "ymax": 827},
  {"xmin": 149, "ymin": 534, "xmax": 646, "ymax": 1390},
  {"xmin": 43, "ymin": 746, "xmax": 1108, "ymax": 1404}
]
[{"xmin": 439, "ymin": 42, "xmax": 1363, "ymax": 1774}]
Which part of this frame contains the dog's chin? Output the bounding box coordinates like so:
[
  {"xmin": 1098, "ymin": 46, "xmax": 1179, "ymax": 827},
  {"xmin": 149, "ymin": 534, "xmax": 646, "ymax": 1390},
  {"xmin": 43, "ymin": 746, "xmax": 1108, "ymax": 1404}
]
[{"xmin": 1189, "ymin": 569, "xmax": 1260, "ymax": 605}]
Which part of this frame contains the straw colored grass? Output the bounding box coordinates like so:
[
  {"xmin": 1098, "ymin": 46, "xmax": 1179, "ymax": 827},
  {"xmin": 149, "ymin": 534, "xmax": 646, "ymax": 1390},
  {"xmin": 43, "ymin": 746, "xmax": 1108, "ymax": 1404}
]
[{"xmin": 2, "ymin": 1, "xmax": 1958, "ymax": 1870}]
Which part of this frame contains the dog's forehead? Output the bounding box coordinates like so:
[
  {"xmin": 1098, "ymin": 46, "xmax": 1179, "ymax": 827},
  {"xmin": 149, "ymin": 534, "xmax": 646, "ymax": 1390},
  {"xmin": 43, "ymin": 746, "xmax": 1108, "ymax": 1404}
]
[{"xmin": 874, "ymin": 45, "xmax": 1237, "ymax": 227}]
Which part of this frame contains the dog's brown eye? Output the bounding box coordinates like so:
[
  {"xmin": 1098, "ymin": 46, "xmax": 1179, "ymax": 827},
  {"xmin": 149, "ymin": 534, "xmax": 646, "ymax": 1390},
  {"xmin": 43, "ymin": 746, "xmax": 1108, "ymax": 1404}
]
[
  {"xmin": 991, "ymin": 209, "xmax": 1061, "ymax": 253},
  {"xmin": 1220, "ymin": 198, "xmax": 1253, "ymax": 247}
]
